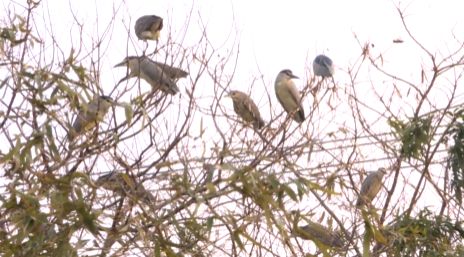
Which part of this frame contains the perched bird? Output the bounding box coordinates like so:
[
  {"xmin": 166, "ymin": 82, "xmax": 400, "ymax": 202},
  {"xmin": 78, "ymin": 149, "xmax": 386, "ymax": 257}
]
[
  {"xmin": 274, "ymin": 69, "xmax": 305, "ymax": 123},
  {"xmin": 134, "ymin": 15, "xmax": 163, "ymax": 41},
  {"xmin": 227, "ymin": 90, "xmax": 265, "ymax": 129},
  {"xmin": 313, "ymin": 54, "xmax": 334, "ymax": 77},
  {"xmin": 114, "ymin": 56, "xmax": 188, "ymax": 95},
  {"xmin": 356, "ymin": 168, "xmax": 387, "ymax": 207},
  {"xmin": 68, "ymin": 95, "xmax": 113, "ymax": 140},
  {"xmin": 294, "ymin": 221, "xmax": 344, "ymax": 248},
  {"xmin": 96, "ymin": 172, "xmax": 156, "ymax": 204}
]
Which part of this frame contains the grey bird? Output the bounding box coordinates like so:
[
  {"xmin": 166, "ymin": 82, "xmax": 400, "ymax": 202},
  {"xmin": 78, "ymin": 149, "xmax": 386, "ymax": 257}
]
[
  {"xmin": 134, "ymin": 15, "xmax": 163, "ymax": 41},
  {"xmin": 114, "ymin": 56, "xmax": 188, "ymax": 95},
  {"xmin": 294, "ymin": 221, "xmax": 344, "ymax": 248},
  {"xmin": 96, "ymin": 172, "xmax": 156, "ymax": 204},
  {"xmin": 68, "ymin": 95, "xmax": 113, "ymax": 140},
  {"xmin": 227, "ymin": 90, "xmax": 265, "ymax": 129},
  {"xmin": 274, "ymin": 69, "xmax": 305, "ymax": 123},
  {"xmin": 356, "ymin": 168, "xmax": 387, "ymax": 207},
  {"xmin": 313, "ymin": 54, "xmax": 334, "ymax": 77}
]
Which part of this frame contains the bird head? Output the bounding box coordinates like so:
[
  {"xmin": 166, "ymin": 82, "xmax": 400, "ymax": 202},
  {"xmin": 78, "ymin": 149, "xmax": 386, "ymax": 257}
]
[
  {"xmin": 135, "ymin": 15, "xmax": 163, "ymax": 41},
  {"xmin": 378, "ymin": 167, "xmax": 387, "ymax": 174},
  {"xmin": 315, "ymin": 54, "xmax": 333, "ymax": 66},
  {"xmin": 280, "ymin": 69, "xmax": 299, "ymax": 80},
  {"xmin": 115, "ymin": 56, "xmax": 145, "ymax": 85},
  {"xmin": 99, "ymin": 95, "xmax": 113, "ymax": 104},
  {"xmin": 226, "ymin": 90, "xmax": 241, "ymax": 100},
  {"xmin": 114, "ymin": 56, "xmax": 141, "ymax": 68}
]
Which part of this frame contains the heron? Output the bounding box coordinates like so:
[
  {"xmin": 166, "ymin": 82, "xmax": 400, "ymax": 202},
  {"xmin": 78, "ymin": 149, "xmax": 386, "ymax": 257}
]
[
  {"xmin": 114, "ymin": 56, "xmax": 188, "ymax": 95},
  {"xmin": 274, "ymin": 69, "xmax": 305, "ymax": 123},
  {"xmin": 68, "ymin": 95, "xmax": 113, "ymax": 141},
  {"xmin": 226, "ymin": 90, "xmax": 265, "ymax": 129}
]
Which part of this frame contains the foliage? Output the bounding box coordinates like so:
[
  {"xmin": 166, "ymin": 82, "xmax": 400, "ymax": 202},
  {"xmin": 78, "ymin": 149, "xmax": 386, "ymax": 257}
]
[
  {"xmin": 447, "ymin": 109, "xmax": 464, "ymax": 205},
  {"xmin": 379, "ymin": 209, "xmax": 464, "ymax": 257},
  {"xmin": 388, "ymin": 116, "xmax": 432, "ymax": 160},
  {"xmin": 1, "ymin": 1, "xmax": 464, "ymax": 257}
]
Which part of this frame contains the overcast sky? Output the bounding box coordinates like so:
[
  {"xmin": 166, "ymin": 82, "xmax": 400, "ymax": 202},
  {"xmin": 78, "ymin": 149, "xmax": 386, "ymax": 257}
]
[
  {"xmin": 2, "ymin": 0, "xmax": 464, "ymax": 254},
  {"xmin": 27, "ymin": 0, "xmax": 463, "ymax": 98}
]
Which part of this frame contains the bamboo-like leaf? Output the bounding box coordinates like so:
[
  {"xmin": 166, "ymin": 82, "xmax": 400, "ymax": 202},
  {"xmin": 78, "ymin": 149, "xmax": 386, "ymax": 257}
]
[{"xmin": 123, "ymin": 102, "xmax": 133, "ymax": 125}]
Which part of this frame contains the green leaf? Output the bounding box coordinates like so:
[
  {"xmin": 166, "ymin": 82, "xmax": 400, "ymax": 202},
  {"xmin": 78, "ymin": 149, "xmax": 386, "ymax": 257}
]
[
  {"xmin": 282, "ymin": 184, "xmax": 298, "ymax": 201},
  {"xmin": 232, "ymin": 229, "xmax": 245, "ymax": 250},
  {"xmin": 45, "ymin": 124, "xmax": 61, "ymax": 162},
  {"xmin": 206, "ymin": 217, "xmax": 214, "ymax": 233},
  {"xmin": 123, "ymin": 102, "xmax": 133, "ymax": 125},
  {"xmin": 388, "ymin": 116, "xmax": 432, "ymax": 160}
]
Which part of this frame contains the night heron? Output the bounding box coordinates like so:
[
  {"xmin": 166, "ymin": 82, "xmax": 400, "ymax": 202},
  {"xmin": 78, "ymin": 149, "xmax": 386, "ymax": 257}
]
[
  {"xmin": 96, "ymin": 172, "xmax": 156, "ymax": 204},
  {"xmin": 294, "ymin": 220, "xmax": 344, "ymax": 248},
  {"xmin": 68, "ymin": 95, "xmax": 113, "ymax": 141},
  {"xmin": 227, "ymin": 90, "xmax": 265, "ymax": 130},
  {"xmin": 274, "ymin": 69, "xmax": 305, "ymax": 123},
  {"xmin": 114, "ymin": 56, "xmax": 188, "ymax": 95},
  {"xmin": 356, "ymin": 168, "xmax": 387, "ymax": 207},
  {"xmin": 313, "ymin": 54, "xmax": 334, "ymax": 77},
  {"xmin": 134, "ymin": 15, "xmax": 163, "ymax": 41}
]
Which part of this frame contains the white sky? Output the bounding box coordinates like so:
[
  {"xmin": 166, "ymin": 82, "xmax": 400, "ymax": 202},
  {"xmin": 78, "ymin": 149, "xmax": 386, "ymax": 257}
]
[
  {"xmin": 2, "ymin": 0, "xmax": 462, "ymax": 200},
  {"xmin": 2, "ymin": 0, "xmax": 462, "ymax": 207},
  {"xmin": 26, "ymin": 0, "xmax": 464, "ymax": 97}
]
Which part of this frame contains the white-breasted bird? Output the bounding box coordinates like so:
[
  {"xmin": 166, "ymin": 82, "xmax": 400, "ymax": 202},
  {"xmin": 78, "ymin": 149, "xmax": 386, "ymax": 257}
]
[
  {"xmin": 114, "ymin": 56, "xmax": 188, "ymax": 95},
  {"xmin": 356, "ymin": 168, "xmax": 387, "ymax": 207},
  {"xmin": 313, "ymin": 54, "xmax": 334, "ymax": 77},
  {"xmin": 274, "ymin": 69, "xmax": 305, "ymax": 123},
  {"xmin": 68, "ymin": 95, "xmax": 113, "ymax": 141},
  {"xmin": 227, "ymin": 90, "xmax": 265, "ymax": 129},
  {"xmin": 134, "ymin": 15, "xmax": 163, "ymax": 41}
]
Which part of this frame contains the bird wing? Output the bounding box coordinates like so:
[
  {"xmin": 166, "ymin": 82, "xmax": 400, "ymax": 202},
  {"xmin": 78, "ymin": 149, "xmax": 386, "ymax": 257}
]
[
  {"xmin": 357, "ymin": 172, "xmax": 383, "ymax": 206},
  {"xmin": 299, "ymin": 222, "xmax": 340, "ymax": 247},
  {"xmin": 135, "ymin": 16, "xmax": 162, "ymax": 39},
  {"xmin": 140, "ymin": 59, "xmax": 180, "ymax": 94},
  {"xmin": 320, "ymin": 56, "xmax": 333, "ymax": 68},
  {"xmin": 68, "ymin": 101, "xmax": 98, "ymax": 139},
  {"xmin": 241, "ymin": 95, "xmax": 264, "ymax": 129},
  {"xmin": 153, "ymin": 61, "xmax": 188, "ymax": 79},
  {"xmin": 285, "ymin": 82, "xmax": 305, "ymax": 121},
  {"xmin": 366, "ymin": 172, "xmax": 383, "ymax": 200}
]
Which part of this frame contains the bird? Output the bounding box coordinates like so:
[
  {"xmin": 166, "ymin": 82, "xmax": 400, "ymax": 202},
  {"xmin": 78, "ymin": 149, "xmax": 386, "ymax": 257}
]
[
  {"xmin": 274, "ymin": 69, "xmax": 305, "ymax": 123},
  {"xmin": 227, "ymin": 90, "xmax": 265, "ymax": 129},
  {"xmin": 356, "ymin": 168, "xmax": 387, "ymax": 207},
  {"xmin": 134, "ymin": 15, "xmax": 163, "ymax": 41},
  {"xmin": 313, "ymin": 54, "xmax": 334, "ymax": 77},
  {"xmin": 294, "ymin": 221, "xmax": 344, "ymax": 248},
  {"xmin": 114, "ymin": 56, "xmax": 188, "ymax": 95},
  {"xmin": 68, "ymin": 95, "xmax": 113, "ymax": 141},
  {"xmin": 96, "ymin": 172, "xmax": 156, "ymax": 204}
]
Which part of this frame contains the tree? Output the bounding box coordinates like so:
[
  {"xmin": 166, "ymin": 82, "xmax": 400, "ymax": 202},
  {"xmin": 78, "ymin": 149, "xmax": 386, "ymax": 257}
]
[{"xmin": 0, "ymin": 1, "xmax": 463, "ymax": 256}]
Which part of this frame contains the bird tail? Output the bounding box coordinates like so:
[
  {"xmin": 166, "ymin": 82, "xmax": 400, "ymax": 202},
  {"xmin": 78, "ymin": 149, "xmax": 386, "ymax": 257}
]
[
  {"xmin": 255, "ymin": 118, "xmax": 265, "ymax": 130},
  {"xmin": 167, "ymin": 84, "xmax": 180, "ymax": 95},
  {"xmin": 294, "ymin": 108, "xmax": 305, "ymax": 123},
  {"xmin": 355, "ymin": 198, "xmax": 364, "ymax": 208}
]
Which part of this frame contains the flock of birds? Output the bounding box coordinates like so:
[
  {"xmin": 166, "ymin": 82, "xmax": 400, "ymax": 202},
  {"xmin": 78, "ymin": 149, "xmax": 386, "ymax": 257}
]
[
  {"xmin": 67, "ymin": 14, "xmax": 388, "ymax": 251},
  {"xmin": 228, "ymin": 58, "xmax": 334, "ymax": 129}
]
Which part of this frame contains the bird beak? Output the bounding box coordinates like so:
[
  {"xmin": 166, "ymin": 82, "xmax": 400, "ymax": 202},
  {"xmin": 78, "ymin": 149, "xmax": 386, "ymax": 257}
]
[
  {"xmin": 290, "ymin": 74, "xmax": 299, "ymax": 79},
  {"xmin": 114, "ymin": 60, "xmax": 127, "ymax": 68}
]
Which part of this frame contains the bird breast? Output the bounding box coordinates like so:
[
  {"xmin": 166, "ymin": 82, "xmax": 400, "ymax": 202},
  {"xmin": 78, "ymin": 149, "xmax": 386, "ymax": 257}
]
[{"xmin": 275, "ymin": 80, "xmax": 300, "ymax": 110}]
